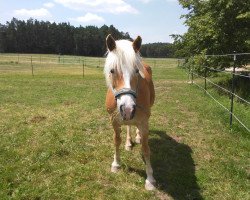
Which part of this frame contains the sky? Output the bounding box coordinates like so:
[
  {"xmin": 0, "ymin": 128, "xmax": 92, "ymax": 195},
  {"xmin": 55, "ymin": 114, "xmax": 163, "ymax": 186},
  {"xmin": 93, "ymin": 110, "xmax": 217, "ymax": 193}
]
[{"xmin": 0, "ymin": 0, "xmax": 188, "ymax": 44}]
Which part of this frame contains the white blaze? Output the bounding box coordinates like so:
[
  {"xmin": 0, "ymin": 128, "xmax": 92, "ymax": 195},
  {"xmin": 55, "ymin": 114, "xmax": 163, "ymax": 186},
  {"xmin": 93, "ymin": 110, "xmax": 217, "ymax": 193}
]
[{"xmin": 116, "ymin": 69, "xmax": 136, "ymax": 115}]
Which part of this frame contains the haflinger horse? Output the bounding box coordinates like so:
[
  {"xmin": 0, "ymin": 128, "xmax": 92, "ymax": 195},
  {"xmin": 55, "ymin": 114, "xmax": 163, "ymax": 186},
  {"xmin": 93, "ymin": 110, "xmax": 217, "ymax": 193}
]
[{"xmin": 104, "ymin": 34, "xmax": 156, "ymax": 190}]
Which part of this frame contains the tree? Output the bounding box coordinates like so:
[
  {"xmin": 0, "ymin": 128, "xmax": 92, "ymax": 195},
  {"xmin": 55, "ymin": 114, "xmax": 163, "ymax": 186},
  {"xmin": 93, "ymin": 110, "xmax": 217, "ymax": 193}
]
[
  {"xmin": 0, "ymin": 18, "xmax": 133, "ymax": 56},
  {"xmin": 140, "ymin": 43, "xmax": 174, "ymax": 58},
  {"xmin": 173, "ymin": 0, "xmax": 250, "ymax": 57}
]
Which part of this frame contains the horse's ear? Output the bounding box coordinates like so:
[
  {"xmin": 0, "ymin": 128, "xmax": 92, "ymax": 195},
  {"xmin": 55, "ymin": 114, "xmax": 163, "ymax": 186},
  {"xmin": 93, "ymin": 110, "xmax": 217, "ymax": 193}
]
[
  {"xmin": 106, "ymin": 34, "xmax": 116, "ymax": 51},
  {"xmin": 132, "ymin": 36, "xmax": 142, "ymax": 52}
]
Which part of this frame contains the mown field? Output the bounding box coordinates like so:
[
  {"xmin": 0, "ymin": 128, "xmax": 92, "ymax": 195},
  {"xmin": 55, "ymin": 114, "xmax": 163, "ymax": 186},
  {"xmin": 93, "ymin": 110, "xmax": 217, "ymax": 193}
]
[{"xmin": 0, "ymin": 54, "xmax": 249, "ymax": 200}]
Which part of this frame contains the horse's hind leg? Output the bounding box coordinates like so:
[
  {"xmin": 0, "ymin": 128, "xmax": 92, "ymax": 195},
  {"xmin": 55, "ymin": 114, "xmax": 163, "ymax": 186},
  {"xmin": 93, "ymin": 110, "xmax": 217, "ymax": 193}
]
[
  {"xmin": 125, "ymin": 125, "xmax": 132, "ymax": 151},
  {"xmin": 111, "ymin": 122, "xmax": 122, "ymax": 173},
  {"xmin": 135, "ymin": 128, "xmax": 141, "ymax": 144},
  {"xmin": 138, "ymin": 122, "xmax": 156, "ymax": 190}
]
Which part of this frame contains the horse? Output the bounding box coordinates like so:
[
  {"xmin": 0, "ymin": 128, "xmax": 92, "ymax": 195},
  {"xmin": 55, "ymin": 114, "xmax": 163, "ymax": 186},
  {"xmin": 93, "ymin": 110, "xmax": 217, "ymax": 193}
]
[{"xmin": 104, "ymin": 34, "xmax": 156, "ymax": 190}]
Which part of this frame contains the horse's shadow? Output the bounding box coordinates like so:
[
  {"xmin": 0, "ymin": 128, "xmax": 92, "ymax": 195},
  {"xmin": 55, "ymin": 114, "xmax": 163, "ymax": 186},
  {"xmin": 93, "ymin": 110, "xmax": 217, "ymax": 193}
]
[{"xmin": 129, "ymin": 130, "xmax": 203, "ymax": 200}]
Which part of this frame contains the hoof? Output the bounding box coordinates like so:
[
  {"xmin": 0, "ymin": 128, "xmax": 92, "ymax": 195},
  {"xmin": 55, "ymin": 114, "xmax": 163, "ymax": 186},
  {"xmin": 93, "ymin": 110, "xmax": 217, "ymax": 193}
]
[
  {"xmin": 125, "ymin": 145, "xmax": 132, "ymax": 151},
  {"xmin": 111, "ymin": 164, "xmax": 120, "ymax": 173},
  {"xmin": 135, "ymin": 137, "xmax": 141, "ymax": 144},
  {"xmin": 145, "ymin": 179, "xmax": 156, "ymax": 191}
]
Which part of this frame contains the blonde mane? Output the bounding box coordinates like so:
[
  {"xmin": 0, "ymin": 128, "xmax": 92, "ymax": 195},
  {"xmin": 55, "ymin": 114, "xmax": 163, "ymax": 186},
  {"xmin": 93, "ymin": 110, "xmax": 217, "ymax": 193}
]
[{"xmin": 104, "ymin": 40, "xmax": 144, "ymax": 86}]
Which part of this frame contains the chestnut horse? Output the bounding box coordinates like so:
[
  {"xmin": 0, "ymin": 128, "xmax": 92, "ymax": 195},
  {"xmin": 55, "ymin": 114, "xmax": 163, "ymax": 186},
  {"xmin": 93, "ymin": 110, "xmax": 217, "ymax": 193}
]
[{"xmin": 104, "ymin": 34, "xmax": 156, "ymax": 190}]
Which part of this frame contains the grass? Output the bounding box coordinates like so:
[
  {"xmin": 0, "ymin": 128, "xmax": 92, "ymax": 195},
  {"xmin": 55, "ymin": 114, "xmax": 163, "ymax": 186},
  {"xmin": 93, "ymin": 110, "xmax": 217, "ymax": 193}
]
[{"xmin": 0, "ymin": 54, "xmax": 249, "ymax": 200}]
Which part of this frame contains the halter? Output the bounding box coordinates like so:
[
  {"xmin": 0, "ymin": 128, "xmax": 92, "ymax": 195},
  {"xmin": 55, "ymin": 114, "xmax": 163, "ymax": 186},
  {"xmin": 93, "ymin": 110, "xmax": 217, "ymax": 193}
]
[{"xmin": 110, "ymin": 74, "xmax": 140, "ymax": 100}]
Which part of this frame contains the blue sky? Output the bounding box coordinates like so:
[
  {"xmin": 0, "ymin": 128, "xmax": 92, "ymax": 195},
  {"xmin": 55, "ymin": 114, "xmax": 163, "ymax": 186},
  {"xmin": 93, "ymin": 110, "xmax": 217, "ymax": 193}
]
[{"xmin": 0, "ymin": 0, "xmax": 188, "ymax": 43}]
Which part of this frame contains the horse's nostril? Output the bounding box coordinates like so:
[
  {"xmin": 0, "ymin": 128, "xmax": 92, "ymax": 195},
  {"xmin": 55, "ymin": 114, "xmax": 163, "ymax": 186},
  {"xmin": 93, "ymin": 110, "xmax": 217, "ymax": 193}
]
[
  {"xmin": 120, "ymin": 104, "xmax": 124, "ymax": 114},
  {"xmin": 131, "ymin": 105, "xmax": 136, "ymax": 119},
  {"xmin": 119, "ymin": 104, "xmax": 136, "ymax": 120}
]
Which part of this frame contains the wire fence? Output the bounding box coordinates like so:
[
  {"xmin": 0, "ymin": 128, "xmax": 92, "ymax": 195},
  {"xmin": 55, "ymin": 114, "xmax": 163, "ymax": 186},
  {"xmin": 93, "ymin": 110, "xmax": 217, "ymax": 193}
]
[
  {"xmin": 0, "ymin": 54, "xmax": 107, "ymax": 77},
  {"xmin": 0, "ymin": 53, "xmax": 179, "ymax": 76},
  {"xmin": 0, "ymin": 54, "xmax": 106, "ymax": 66},
  {"xmin": 186, "ymin": 53, "xmax": 250, "ymax": 132}
]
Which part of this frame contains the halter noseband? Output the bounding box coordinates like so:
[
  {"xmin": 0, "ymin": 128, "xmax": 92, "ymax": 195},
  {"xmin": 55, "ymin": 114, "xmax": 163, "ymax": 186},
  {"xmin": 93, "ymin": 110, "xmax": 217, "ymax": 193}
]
[{"xmin": 112, "ymin": 88, "xmax": 137, "ymax": 100}]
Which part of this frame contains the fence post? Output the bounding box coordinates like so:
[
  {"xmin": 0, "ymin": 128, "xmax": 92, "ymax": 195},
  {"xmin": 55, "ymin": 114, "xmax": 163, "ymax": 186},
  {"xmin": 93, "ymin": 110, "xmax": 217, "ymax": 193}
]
[
  {"xmin": 82, "ymin": 59, "xmax": 85, "ymax": 78},
  {"xmin": 40, "ymin": 55, "xmax": 41, "ymax": 64},
  {"xmin": 31, "ymin": 56, "xmax": 34, "ymax": 77},
  {"xmin": 191, "ymin": 68, "xmax": 194, "ymax": 84},
  {"xmin": 188, "ymin": 67, "xmax": 191, "ymax": 82},
  {"xmin": 18, "ymin": 54, "xmax": 19, "ymax": 64},
  {"xmin": 229, "ymin": 54, "xmax": 236, "ymax": 127},
  {"xmin": 204, "ymin": 56, "xmax": 207, "ymax": 92}
]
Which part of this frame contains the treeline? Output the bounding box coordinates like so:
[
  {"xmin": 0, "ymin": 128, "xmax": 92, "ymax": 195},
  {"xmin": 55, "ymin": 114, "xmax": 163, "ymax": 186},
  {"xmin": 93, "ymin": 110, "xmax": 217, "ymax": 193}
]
[
  {"xmin": 0, "ymin": 18, "xmax": 131, "ymax": 56},
  {"xmin": 140, "ymin": 43, "xmax": 174, "ymax": 58},
  {"xmin": 0, "ymin": 18, "xmax": 175, "ymax": 58}
]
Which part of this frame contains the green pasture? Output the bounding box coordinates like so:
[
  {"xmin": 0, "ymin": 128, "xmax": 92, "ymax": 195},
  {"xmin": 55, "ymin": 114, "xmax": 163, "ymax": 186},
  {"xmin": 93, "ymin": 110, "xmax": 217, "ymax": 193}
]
[{"xmin": 0, "ymin": 55, "xmax": 249, "ymax": 199}]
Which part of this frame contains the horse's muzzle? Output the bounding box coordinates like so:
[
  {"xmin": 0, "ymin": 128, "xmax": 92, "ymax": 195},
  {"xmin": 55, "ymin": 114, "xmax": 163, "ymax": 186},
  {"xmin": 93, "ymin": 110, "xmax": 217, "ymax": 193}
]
[{"xmin": 120, "ymin": 104, "xmax": 136, "ymax": 120}]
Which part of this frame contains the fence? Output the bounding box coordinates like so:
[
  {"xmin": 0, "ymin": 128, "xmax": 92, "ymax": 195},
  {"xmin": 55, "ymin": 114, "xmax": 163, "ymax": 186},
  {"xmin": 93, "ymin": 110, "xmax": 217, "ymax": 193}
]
[
  {"xmin": 0, "ymin": 54, "xmax": 106, "ymax": 65},
  {"xmin": 0, "ymin": 54, "xmax": 178, "ymax": 77},
  {"xmin": 0, "ymin": 54, "xmax": 107, "ymax": 77},
  {"xmin": 186, "ymin": 53, "xmax": 250, "ymax": 132}
]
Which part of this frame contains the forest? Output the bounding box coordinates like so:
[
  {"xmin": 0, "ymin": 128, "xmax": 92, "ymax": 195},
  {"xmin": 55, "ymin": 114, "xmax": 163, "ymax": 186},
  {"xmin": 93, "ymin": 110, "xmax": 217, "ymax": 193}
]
[
  {"xmin": 0, "ymin": 18, "xmax": 174, "ymax": 58},
  {"xmin": 140, "ymin": 43, "xmax": 174, "ymax": 58}
]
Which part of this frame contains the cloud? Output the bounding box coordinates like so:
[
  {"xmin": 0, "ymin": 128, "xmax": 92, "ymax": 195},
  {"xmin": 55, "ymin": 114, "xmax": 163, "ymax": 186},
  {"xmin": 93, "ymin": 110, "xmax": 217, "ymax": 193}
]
[
  {"xmin": 13, "ymin": 8, "xmax": 52, "ymax": 20},
  {"xmin": 138, "ymin": 0, "xmax": 177, "ymax": 3},
  {"xmin": 166, "ymin": 0, "xmax": 178, "ymax": 2},
  {"xmin": 70, "ymin": 13, "xmax": 105, "ymax": 23},
  {"xmin": 138, "ymin": 0, "xmax": 152, "ymax": 3},
  {"xmin": 43, "ymin": 2, "xmax": 55, "ymax": 8},
  {"xmin": 54, "ymin": 0, "xmax": 138, "ymax": 14}
]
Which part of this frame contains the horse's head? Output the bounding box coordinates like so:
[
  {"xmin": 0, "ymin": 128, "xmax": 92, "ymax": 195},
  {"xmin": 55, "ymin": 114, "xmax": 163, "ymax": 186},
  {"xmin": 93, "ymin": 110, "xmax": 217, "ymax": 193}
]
[{"xmin": 104, "ymin": 34, "xmax": 145, "ymax": 121}]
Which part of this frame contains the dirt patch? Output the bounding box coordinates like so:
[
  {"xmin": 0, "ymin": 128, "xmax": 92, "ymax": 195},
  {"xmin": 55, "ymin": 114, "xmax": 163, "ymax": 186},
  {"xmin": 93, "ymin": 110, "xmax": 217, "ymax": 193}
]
[
  {"xmin": 30, "ymin": 115, "xmax": 46, "ymax": 123},
  {"xmin": 171, "ymin": 135, "xmax": 182, "ymax": 143},
  {"xmin": 155, "ymin": 190, "xmax": 172, "ymax": 200},
  {"xmin": 63, "ymin": 100, "xmax": 74, "ymax": 106}
]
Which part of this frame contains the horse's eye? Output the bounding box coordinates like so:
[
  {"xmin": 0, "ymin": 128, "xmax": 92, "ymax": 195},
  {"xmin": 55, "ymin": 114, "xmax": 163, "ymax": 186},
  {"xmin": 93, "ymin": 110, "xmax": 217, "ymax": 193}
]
[
  {"xmin": 110, "ymin": 69, "xmax": 114, "ymax": 74},
  {"xmin": 135, "ymin": 69, "xmax": 139, "ymax": 73}
]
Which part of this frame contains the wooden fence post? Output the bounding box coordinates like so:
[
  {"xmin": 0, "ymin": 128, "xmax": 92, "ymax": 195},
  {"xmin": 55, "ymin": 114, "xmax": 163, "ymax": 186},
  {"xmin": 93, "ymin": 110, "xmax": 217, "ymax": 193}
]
[
  {"xmin": 191, "ymin": 68, "xmax": 194, "ymax": 84},
  {"xmin": 229, "ymin": 54, "xmax": 236, "ymax": 127},
  {"xmin": 204, "ymin": 56, "xmax": 207, "ymax": 93},
  {"xmin": 82, "ymin": 59, "xmax": 85, "ymax": 78},
  {"xmin": 31, "ymin": 56, "xmax": 34, "ymax": 77}
]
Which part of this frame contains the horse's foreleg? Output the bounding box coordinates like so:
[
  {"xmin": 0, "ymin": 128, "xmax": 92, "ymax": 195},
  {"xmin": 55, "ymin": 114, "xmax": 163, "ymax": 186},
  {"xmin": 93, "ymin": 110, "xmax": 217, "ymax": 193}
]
[
  {"xmin": 138, "ymin": 123, "xmax": 156, "ymax": 190},
  {"xmin": 111, "ymin": 122, "xmax": 122, "ymax": 173},
  {"xmin": 135, "ymin": 128, "xmax": 141, "ymax": 144},
  {"xmin": 125, "ymin": 125, "xmax": 132, "ymax": 151}
]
